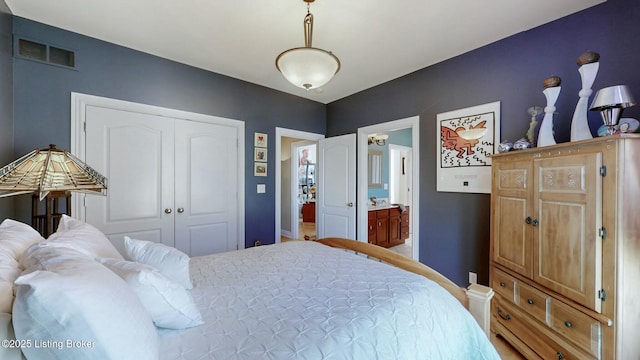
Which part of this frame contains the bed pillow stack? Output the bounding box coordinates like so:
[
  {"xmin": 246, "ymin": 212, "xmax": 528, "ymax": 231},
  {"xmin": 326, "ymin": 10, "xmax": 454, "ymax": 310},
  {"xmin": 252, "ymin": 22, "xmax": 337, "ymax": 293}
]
[
  {"xmin": 100, "ymin": 256, "xmax": 203, "ymax": 329},
  {"xmin": 0, "ymin": 219, "xmax": 44, "ymax": 313},
  {"xmin": 12, "ymin": 216, "xmax": 158, "ymax": 360},
  {"xmin": 110, "ymin": 236, "xmax": 202, "ymax": 329},
  {"xmin": 0, "ymin": 219, "xmax": 44, "ymax": 360}
]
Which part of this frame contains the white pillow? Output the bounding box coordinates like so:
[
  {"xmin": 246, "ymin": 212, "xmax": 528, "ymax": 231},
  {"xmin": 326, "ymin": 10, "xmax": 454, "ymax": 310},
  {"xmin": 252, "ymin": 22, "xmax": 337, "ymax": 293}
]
[
  {"xmin": 47, "ymin": 215, "xmax": 123, "ymax": 260},
  {"xmin": 13, "ymin": 253, "xmax": 158, "ymax": 360},
  {"xmin": 0, "ymin": 313, "xmax": 21, "ymax": 360},
  {"xmin": 0, "ymin": 219, "xmax": 44, "ymax": 313},
  {"xmin": 100, "ymin": 258, "xmax": 203, "ymax": 329},
  {"xmin": 124, "ymin": 236, "xmax": 192, "ymax": 289},
  {"xmin": 0, "ymin": 219, "xmax": 44, "ymax": 261},
  {"xmin": 19, "ymin": 242, "xmax": 91, "ymax": 274}
]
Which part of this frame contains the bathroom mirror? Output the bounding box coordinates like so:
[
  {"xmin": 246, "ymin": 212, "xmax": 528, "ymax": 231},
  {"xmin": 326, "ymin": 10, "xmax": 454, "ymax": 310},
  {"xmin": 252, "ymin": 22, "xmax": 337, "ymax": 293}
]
[{"xmin": 368, "ymin": 150, "xmax": 382, "ymax": 188}]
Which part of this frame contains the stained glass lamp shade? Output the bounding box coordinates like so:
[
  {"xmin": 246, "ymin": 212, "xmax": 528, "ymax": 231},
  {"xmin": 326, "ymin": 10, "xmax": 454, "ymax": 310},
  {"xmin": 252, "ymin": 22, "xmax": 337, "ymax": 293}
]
[{"xmin": 0, "ymin": 144, "xmax": 107, "ymax": 200}]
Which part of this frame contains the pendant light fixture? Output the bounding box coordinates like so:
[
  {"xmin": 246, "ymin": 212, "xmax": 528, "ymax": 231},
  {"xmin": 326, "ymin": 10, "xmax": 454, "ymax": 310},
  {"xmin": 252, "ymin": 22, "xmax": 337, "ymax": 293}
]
[{"xmin": 276, "ymin": 0, "xmax": 340, "ymax": 90}]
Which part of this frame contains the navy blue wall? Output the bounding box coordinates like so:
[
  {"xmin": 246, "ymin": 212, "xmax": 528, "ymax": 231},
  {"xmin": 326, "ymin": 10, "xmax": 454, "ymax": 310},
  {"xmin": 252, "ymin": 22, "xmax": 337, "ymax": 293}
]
[
  {"xmin": 0, "ymin": 2, "xmax": 13, "ymax": 220},
  {"xmin": 327, "ymin": 0, "xmax": 640, "ymax": 286},
  {"xmin": 8, "ymin": 17, "xmax": 326, "ymax": 248}
]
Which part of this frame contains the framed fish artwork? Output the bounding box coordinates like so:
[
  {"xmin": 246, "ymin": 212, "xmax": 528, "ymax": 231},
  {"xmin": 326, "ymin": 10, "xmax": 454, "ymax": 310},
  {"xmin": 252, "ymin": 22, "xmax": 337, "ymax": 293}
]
[{"xmin": 436, "ymin": 101, "xmax": 500, "ymax": 193}]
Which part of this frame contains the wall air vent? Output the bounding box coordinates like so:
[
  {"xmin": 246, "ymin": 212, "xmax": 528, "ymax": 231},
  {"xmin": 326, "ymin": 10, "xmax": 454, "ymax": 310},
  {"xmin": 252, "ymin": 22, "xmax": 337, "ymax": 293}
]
[{"xmin": 16, "ymin": 38, "xmax": 76, "ymax": 69}]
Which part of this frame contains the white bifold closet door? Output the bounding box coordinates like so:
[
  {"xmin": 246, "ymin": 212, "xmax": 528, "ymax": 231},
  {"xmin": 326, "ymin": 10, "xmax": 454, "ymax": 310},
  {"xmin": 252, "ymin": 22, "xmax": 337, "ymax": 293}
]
[{"xmin": 84, "ymin": 105, "xmax": 238, "ymax": 257}]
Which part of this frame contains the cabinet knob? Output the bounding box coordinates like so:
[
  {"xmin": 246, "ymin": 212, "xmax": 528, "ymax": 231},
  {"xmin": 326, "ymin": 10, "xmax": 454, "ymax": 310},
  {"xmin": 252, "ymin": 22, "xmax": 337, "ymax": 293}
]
[
  {"xmin": 499, "ymin": 282, "xmax": 506, "ymax": 287},
  {"xmin": 164, "ymin": 208, "xmax": 172, "ymax": 214},
  {"xmin": 564, "ymin": 321, "xmax": 572, "ymax": 328},
  {"xmin": 347, "ymin": 202, "xmax": 354, "ymax": 207},
  {"xmin": 532, "ymin": 219, "xmax": 539, "ymax": 227},
  {"xmin": 525, "ymin": 216, "xmax": 532, "ymax": 224},
  {"xmin": 177, "ymin": 207, "xmax": 184, "ymax": 213},
  {"xmin": 557, "ymin": 352, "xmax": 564, "ymax": 360},
  {"xmin": 527, "ymin": 299, "xmax": 534, "ymax": 305},
  {"xmin": 497, "ymin": 307, "xmax": 511, "ymax": 321}
]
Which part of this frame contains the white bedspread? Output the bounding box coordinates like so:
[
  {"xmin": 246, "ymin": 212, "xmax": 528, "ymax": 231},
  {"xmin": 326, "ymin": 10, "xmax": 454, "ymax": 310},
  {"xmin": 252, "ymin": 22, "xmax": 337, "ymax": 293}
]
[{"xmin": 158, "ymin": 241, "xmax": 499, "ymax": 359}]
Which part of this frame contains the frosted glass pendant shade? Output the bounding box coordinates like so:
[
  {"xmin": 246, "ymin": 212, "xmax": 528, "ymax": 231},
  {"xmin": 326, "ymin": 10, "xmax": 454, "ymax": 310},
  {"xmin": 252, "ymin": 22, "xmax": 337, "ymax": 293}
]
[
  {"xmin": 276, "ymin": 47, "xmax": 340, "ymax": 90},
  {"xmin": 276, "ymin": 0, "xmax": 340, "ymax": 90}
]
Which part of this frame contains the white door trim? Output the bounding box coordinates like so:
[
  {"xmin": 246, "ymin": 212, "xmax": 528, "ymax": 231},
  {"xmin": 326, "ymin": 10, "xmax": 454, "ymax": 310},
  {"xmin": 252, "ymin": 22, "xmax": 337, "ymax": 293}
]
[
  {"xmin": 70, "ymin": 92, "xmax": 246, "ymax": 251},
  {"xmin": 275, "ymin": 127, "xmax": 324, "ymax": 243},
  {"xmin": 357, "ymin": 116, "xmax": 420, "ymax": 260}
]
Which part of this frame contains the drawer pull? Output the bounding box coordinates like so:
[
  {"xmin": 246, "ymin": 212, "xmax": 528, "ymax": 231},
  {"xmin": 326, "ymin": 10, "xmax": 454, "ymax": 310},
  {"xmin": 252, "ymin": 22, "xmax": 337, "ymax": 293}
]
[
  {"xmin": 499, "ymin": 282, "xmax": 506, "ymax": 287},
  {"xmin": 527, "ymin": 299, "xmax": 534, "ymax": 305},
  {"xmin": 564, "ymin": 321, "xmax": 572, "ymax": 328},
  {"xmin": 497, "ymin": 307, "xmax": 511, "ymax": 321},
  {"xmin": 557, "ymin": 351, "xmax": 564, "ymax": 359}
]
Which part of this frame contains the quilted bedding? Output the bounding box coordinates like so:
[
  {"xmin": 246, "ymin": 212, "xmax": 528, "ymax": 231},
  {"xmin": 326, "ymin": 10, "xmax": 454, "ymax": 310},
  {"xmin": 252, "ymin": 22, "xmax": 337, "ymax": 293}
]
[{"xmin": 157, "ymin": 241, "xmax": 499, "ymax": 359}]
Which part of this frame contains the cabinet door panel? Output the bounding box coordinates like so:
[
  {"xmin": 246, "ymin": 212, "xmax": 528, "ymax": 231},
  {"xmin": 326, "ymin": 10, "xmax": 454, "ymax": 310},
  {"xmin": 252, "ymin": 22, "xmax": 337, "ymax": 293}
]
[
  {"xmin": 492, "ymin": 160, "xmax": 533, "ymax": 277},
  {"xmin": 534, "ymin": 153, "xmax": 602, "ymax": 312}
]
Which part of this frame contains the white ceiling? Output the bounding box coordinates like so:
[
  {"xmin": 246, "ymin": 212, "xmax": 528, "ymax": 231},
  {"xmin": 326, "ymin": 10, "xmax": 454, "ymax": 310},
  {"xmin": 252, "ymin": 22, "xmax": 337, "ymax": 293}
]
[{"xmin": 6, "ymin": 0, "xmax": 604, "ymax": 104}]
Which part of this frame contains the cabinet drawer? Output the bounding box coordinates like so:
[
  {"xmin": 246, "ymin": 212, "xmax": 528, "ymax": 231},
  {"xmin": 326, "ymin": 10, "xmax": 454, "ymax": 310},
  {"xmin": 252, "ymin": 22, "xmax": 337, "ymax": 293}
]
[
  {"xmin": 549, "ymin": 299, "xmax": 601, "ymax": 358},
  {"xmin": 376, "ymin": 209, "xmax": 389, "ymax": 218},
  {"xmin": 400, "ymin": 226, "xmax": 410, "ymax": 240},
  {"xmin": 492, "ymin": 268, "xmax": 516, "ymax": 302},
  {"xmin": 516, "ymin": 281, "xmax": 549, "ymax": 324},
  {"xmin": 493, "ymin": 298, "xmax": 596, "ymax": 360}
]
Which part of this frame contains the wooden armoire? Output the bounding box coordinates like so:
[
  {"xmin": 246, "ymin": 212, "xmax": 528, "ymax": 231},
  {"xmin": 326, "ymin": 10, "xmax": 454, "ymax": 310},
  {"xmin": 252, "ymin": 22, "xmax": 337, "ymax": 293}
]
[{"xmin": 490, "ymin": 135, "xmax": 640, "ymax": 359}]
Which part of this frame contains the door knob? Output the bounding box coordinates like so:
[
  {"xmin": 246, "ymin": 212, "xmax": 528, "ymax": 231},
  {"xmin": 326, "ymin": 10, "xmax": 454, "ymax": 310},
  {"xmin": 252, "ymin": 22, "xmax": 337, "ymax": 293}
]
[
  {"xmin": 177, "ymin": 208, "xmax": 184, "ymax": 213},
  {"xmin": 164, "ymin": 208, "xmax": 172, "ymax": 214}
]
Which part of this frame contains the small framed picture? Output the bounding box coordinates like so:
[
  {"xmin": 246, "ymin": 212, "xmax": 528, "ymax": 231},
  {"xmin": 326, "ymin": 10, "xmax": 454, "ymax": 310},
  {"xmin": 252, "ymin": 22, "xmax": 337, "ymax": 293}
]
[
  {"xmin": 254, "ymin": 132, "xmax": 268, "ymax": 147},
  {"xmin": 254, "ymin": 147, "xmax": 267, "ymax": 162},
  {"xmin": 254, "ymin": 162, "xmax": 267, "ymax": 177}
]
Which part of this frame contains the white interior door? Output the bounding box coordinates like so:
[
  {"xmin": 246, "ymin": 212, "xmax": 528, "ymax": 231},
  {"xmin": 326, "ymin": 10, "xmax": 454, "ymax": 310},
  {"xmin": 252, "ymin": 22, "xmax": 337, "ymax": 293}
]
[
  {"xmin": 316, "ymin": 134, "xmax": 356, "ymax": 239},
  {"xmin": 85, "ymin": 106, "xmax": 175, "ymax": 254},
  {"xmin": 174, "ymin": 120, "xmax": 239, "ymax": 256},
  {"xmin": 389, "ymin": 145, "xmax": 412, "ymax": 207}
]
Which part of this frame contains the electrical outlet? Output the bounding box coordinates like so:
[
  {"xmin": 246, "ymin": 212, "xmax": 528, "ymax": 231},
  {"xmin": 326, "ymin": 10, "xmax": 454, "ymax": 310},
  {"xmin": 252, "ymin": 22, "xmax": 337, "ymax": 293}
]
[{"xmin": 469, "ymin": 271, "xmax": 477, "ymax": 285}]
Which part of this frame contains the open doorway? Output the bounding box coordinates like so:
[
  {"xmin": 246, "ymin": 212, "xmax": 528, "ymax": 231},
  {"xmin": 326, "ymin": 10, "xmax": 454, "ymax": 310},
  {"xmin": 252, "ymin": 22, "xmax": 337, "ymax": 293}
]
[
  {"xmin": 275, "ymin": 128, "xmax": 324, "ymax": 243},
  {"xmin": 357, "ymin": 116, "xmax": 420, "ymax": 260},
  {"xmin": 292, "ymin": 141, "xmax": 317, "ymax": 240}
]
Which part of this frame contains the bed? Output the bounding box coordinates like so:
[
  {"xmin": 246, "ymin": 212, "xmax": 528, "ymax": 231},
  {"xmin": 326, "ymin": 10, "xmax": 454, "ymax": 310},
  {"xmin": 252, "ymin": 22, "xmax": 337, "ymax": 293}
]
[{"xmin": 0, "ymin": 216, "xmax": 499, "ymax": 359}]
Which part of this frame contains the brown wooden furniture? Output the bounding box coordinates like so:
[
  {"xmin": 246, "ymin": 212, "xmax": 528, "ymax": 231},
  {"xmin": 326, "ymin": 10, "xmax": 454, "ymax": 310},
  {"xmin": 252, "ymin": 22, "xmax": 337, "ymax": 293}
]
[
  {"xmin": 368, "ymin": 206, "xmax": 409, "ymax": 248},
  {"xmin": 490, "ymin": 135, "xmax": 640, "ymax": 359},
  {"xmin": 31, "ymin": 191, "xmax": 71, "ymax": 237},
  {"xmin": 302, "ymin": 202, "xmax": 315, "ymax": 223}
]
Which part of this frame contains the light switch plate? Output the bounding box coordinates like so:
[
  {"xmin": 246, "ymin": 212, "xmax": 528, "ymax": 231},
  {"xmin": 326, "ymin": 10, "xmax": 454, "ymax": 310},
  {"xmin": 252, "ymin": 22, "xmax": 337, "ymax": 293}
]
[{"xmin": 257, "ymin": 184, "xmax": 266, "ymax": 193}]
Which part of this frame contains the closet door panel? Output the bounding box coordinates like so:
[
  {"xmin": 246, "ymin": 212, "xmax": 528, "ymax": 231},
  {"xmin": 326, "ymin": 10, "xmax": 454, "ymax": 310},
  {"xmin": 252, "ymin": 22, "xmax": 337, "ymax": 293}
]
[
  {"xmin": 174, "ymin": 120, "xmax": 239, "ymax": 256},
  {"xmin": 85, "ymin": 105, "xmax": 175, "ymax": 253}
]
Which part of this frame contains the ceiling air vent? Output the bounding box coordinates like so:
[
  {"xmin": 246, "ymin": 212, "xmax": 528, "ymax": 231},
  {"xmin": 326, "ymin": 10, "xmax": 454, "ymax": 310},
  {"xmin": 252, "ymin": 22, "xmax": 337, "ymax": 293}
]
[{"xmin": 17, "ymin": 38, "xmax": 76, "ymax": 69}]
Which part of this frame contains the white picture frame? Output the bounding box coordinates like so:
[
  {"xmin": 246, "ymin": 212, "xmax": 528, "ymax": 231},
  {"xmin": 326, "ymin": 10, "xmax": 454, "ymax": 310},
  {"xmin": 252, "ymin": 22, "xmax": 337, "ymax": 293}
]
[
  {"xmin": 436, "ymin": 101, "xmax": 500, "ymax": 194},
  {"xmin": 254, "ymin": 132, "xmax": 267, "ymax": 147},
  {"xmin": 254, "ymin": 162, "xmax": 267, "ymax": 177},
  {"xmin": 254, "ymin": 147, "xmax": 267, "ymax": 162}
]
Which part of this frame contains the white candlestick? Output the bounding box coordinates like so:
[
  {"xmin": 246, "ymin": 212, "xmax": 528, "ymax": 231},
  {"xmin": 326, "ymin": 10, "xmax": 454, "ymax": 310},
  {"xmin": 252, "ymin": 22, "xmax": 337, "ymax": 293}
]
[
  {"xmin": 570, "ymin": 62, "xmax": 599, "ymax": 141},
  {"xmin": 538, "ymin": 86, "xmax": 561, "ymax": 147}
]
